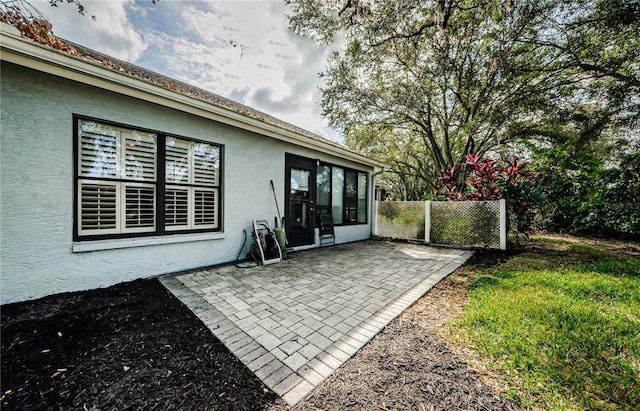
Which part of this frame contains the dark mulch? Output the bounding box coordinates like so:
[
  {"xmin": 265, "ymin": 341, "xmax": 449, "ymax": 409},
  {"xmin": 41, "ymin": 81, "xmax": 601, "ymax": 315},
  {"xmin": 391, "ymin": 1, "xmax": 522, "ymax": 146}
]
[
  {"xmin": 1, "ymin": 278, "xmax": 280, "ymax": 410},
  {"xmin": 2, "ymin": 250, "xmax": 519, "ymax": 410},
  {"xmin": 272, "ymin": 320, "xmax": 516, "ymax": 411}
]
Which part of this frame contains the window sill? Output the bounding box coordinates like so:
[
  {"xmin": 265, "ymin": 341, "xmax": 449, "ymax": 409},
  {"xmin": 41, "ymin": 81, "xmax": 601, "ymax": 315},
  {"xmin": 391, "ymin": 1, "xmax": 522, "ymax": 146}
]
[{"xmin": 72, "ymin": 232, "xmax": 225, "ymax": 253}]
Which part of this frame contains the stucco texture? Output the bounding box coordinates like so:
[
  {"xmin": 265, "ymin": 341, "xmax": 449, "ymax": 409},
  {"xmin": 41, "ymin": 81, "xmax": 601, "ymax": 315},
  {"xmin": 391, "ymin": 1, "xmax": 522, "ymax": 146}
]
[{"xmin": 0, "ymin": 62, "xmax": 373, "ymax": 304}]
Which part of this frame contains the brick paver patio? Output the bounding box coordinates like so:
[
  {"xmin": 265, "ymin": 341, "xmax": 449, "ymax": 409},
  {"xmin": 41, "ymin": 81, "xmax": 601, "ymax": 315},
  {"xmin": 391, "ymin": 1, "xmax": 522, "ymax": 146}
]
[{"xmin": 160, "ymin": 240, "xmax": 472, "ymax": 405}]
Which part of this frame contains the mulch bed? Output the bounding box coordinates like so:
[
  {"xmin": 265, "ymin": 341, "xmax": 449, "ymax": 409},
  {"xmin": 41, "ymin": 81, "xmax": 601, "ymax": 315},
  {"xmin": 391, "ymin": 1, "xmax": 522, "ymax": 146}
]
[
  {"xmin": 2, "ymin": 251, "xmax": 518, "ymax": 410},
  {"xmin": 274, "ymin": 320, "xmax": 517, "ymax": 411},
  {"xmin": 1, "ymin": 279, "xmax": 280, "ymax": 410}
]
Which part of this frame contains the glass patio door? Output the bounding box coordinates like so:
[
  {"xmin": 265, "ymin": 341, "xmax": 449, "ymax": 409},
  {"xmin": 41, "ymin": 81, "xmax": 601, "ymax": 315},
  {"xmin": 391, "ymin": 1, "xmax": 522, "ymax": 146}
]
[{"xmin": 285, "ymin": 154, "xmax": 316, "ymax": 247}]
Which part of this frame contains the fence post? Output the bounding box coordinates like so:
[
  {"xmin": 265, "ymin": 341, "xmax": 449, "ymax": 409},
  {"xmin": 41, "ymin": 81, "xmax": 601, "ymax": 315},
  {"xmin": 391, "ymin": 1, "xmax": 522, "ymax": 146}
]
[
  {"xmin": 425, "ymin": 200, "xmax": 431, "ymax": 244},
  {"xmin": 499, "ymin": 199, "xmax": 507, "ymax": 250}
]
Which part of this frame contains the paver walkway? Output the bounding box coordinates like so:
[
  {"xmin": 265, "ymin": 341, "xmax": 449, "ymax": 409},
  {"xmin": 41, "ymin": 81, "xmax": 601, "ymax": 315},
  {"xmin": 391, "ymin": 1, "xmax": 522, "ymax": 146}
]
[{"xmin": 160, "ymin": 240, "xmax": 472, "ymax": 405}]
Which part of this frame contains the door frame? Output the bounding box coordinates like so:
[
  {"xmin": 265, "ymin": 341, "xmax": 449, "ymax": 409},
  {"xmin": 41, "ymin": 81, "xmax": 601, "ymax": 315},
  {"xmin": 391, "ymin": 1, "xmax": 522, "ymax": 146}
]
[{"xmin": 284, "ymin": 153, "xmax": 316, "ymax": 248}]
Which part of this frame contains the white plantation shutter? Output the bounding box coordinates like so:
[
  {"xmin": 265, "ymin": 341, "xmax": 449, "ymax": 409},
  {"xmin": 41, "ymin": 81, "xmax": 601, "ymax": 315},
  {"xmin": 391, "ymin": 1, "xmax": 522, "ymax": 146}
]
[
  {"xmin": 78, "ymin": 181, "xmax": 118, "ymax": 234},
  {"xmin": 79, "ymin": 125, "xmax": 118, "ymax": 179},
  {"xmin": 194, "ymin": 188, "xmax": 218, "ymax": 227},
  {"xmin": 124, "ymin": 131, "xmax": 156, "ymax": 181},
  {"xmin": 166, "ymin": 138, "xmax": 219, "ymax": 186},
  {"xmin": 193, "ymin": 144, "xmax": 219, "ymax": 186},
  {"xmin": 124, "ymin": 184, "xmax": 156, "ymax": 230},
  {"xmin": 165, "ymin": 138, "xmax": 190, "ymax": 183},
  {"xmin": 165, "ymin": 187, "xmax": 189, "ymax": 229}
]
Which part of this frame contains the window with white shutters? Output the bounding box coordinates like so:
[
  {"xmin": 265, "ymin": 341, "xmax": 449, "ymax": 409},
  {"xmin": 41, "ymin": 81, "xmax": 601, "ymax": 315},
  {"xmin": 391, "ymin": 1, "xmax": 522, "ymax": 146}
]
[
  {"xmin": 165, "ymin": 137, "xmax": 219, "ymax": 231},
  {"xmin": 77, "ymin": 120, "xmax": 157, "ymax": 236},
  {"xmin": 75, "ymin": 118, "xmax": 222, "ymax": 240}
]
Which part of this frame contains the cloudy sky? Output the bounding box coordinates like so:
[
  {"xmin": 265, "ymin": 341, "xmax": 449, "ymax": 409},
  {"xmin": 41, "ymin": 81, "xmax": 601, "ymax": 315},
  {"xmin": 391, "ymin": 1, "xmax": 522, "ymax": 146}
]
[{"xmin": 30, "ymin": 0, "xmax": 343, "ymax": 141}]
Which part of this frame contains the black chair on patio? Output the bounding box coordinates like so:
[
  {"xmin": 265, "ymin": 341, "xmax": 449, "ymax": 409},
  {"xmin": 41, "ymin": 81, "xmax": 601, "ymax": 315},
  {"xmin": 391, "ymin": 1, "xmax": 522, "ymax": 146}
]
[{"xmin": 319, "ymin": 214, "xmax": 335, "ymax": 246}]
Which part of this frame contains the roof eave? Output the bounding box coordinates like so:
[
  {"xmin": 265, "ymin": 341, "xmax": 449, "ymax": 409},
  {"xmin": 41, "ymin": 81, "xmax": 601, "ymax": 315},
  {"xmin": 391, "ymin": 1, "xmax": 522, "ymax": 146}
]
[{"xmin": 0, "ymin": 27, "xmax": 387, "ymax": 169}]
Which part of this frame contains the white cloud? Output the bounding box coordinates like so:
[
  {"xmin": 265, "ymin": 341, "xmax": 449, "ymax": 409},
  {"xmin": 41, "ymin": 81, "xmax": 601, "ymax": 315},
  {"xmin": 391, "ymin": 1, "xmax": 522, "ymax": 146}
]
[
  {"xmin": 29, "ymin": 0, "xmax": 343, "ymax": 142},
  {"xmin": 129, "ymin": 1, "xmax": 342, "ymax": 140},
  {"xmin": 32, "ymin": 0, "xmax": 146, "ymax": 62}
]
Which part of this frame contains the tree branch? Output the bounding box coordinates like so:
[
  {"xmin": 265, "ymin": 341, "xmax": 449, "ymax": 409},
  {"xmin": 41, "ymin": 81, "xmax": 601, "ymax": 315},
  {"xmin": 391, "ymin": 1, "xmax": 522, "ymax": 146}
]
[{"xmin": 370, "ymin": 21, "xmax": 437, "ymax": 48}]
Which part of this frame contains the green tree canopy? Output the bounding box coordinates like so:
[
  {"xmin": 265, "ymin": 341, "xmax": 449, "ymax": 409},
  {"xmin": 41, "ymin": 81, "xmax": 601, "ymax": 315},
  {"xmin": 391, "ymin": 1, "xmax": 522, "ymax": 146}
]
[{"xmin": 287, "ymin": 0, "xmax": 640, "ymax": 200}]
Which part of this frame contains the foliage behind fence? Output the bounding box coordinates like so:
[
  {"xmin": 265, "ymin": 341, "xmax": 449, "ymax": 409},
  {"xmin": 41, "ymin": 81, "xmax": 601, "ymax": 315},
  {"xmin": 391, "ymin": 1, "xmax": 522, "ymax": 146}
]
[
  {"xmin": 375, "ymin": 201, "xmax": 425, "ymax": 240},
  {"xmin": 429, "ymin": 201, "xmax": 501, "ymax": 248},
  {"xmin": 375, "ymin": 200, "xmax": 505, "ymax": 249}
]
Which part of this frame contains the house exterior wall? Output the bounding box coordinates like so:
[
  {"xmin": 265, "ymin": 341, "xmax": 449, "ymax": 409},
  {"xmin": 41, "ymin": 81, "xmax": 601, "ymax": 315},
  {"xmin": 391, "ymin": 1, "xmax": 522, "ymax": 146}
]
[{"xmin": 0, "ymin": 62, "xmax": 374, "ymax": 304}]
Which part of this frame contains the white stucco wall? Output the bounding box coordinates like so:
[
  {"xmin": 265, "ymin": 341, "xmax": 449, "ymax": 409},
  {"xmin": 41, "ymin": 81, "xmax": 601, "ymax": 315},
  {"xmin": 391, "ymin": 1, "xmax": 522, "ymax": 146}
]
[{"xmin": 0, "ymin": 62, "xmax": 374, "ymax": 304}]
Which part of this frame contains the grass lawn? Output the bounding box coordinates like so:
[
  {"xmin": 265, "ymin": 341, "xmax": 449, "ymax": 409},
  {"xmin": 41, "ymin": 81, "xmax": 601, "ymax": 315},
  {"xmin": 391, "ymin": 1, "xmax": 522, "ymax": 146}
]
[{"xmin": 453, "ymin": 236, "xmax": 640, "ymax": 411}]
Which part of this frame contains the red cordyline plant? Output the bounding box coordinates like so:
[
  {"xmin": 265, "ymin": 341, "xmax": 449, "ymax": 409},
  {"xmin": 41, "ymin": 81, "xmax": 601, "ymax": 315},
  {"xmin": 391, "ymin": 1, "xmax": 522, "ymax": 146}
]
[
  {"xmin": 438, "ymin": 165, "xmax": 465, "ymax": 200},
  {"xmin": 464, "ymin": 154, "xmax": 501, "ymax": 201},
  {"xmin": 438, "ymin": 154, "xmax": 537, "ymax": 200},
  {"xmin": 437, "ymin": 154, "xmax": 539, "ymax": 235}
]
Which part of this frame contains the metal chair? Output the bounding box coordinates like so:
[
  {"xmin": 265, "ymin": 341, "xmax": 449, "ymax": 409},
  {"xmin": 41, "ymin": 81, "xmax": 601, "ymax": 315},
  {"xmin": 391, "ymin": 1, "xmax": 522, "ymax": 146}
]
[{"xmin": 319, "ymin": 214, "xmax": 335, "ymax": 246}]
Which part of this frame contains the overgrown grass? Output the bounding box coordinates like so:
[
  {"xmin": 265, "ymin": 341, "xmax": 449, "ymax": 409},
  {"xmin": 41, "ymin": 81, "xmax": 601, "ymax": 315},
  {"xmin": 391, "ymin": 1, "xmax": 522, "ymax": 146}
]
[{"xmin": 457, "ymin": 237, "xmax": 640, "ymax": 411}]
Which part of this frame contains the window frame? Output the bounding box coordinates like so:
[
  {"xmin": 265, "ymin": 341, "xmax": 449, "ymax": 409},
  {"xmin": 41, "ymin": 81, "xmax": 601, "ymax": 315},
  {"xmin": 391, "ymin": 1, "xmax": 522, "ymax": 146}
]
[
  {"xmin": 73, "ymin": 115, "xmax": 223, "ymax": 241},
  {"xmin": 316, "ymin": 162, "xmax": 368, "ymax": 226}
]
